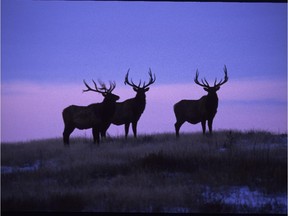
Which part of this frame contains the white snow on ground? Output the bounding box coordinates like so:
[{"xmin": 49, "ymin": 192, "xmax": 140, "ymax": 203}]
[
  {"xmin": 1, "ymin": 160, "xmax": 41, "ymax": 174},
  {"xmin": 202, "ymin": 186, "xmax": 287, "ymax": 213},
  {"xmin": 1, "ymin": 159, "xmax": 59, "ymax": 174}
]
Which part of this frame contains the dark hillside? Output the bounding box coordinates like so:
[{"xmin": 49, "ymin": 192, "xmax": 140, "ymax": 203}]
[{"xmin": 1, "ymin": 131, "xmax": 287, "ymax": 213}]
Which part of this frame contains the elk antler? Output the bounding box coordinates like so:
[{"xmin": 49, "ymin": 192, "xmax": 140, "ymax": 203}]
[
  {"xmin": 83, "ymin": 80, "xmax": 116, "ymax": 94},
  {"xmin": 194, "ymin": 69, "xmax": 210, "ymax": 88},
  {"xmin": 107, "ymin": 81, "xmax": 116, "ymax": 93},
  {"xmin": 124, "ymin": 69, "xmax": 139, "ymax": 88},
  {"xmin": 214, "ymin": 65, "xmax": 228, "ymax": 87},
  {"xmin": 97, "ymin": 80, "xmax": 116, "ymax": 93},
  {"xmin": 195, "ymin": 65, "xmax": 229, "ymax": 88},
  {"xmin": 124, "ymin": 68, "xmax": 156, "ymax": 89},
  {"xmin": 142, "ymin": 68, "xmax": 156, "ymax": 89}
]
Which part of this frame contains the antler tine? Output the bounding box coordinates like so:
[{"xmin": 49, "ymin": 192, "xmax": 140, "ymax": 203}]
[
  {"xmin": 214, "ymin": 78, "xmax": 218, "ymax": 86},
  {"xmin": 83, "ymin": 79, "xmax": 100, "ymax": 93},
  {"xmin": 83, "ymin": 80, "xmax": 90, "ymax": 92},
  {"xmin": 148, "ymin": 68, "xmax": 152, "ymax": 78},
  {"xmin": 124, "ymin": 68, "xmax": 138, "ymax": 88},
  {"xmin": 203, "ymin": 78, "xmax": 210, "ymax": 87},
  {"xmin": 99, "ymin": 80, "xmax": 114, "ymax": 94},
  {"xmin": 92, "ymin": 79, "xmax": 102, "ymax": 91},
  {"xmin": 124, "ymin": 69, "xmax": 130, "ymax": 85},
  {"xmin": 224, "ymin": 66, "xmax": 228, "ymax": 80},
  {"xmin": 112, "ymin": 81, "xmax": 116, "ymax": 91},
  {"xmin": 194, "ymin": 70, "xmax": 200, "ymax": 85},
  {"xmin": 143, "ymin": 68, "xmax": 156, "ymax": 88},
  {"xmin": 214, "ymin": 65, "xmax": 229, "ymax": 87},
  {"xmin": 194, "ymin": 69, "xmax": 199, "ymax": 81},
  {"xmin": 194, "ymin": 69, "xmax": 210, "ymax": 88},
  {"xmin": 107, "ymin": 81, "xmax": 116, "ymax": 93},
  {"xmin": 130, "ymin": 77, "xmax": 139, "ymax": 88},
  {"xmin": 201, "ymin": 78, "xmax": 205, "ymax": 85}
]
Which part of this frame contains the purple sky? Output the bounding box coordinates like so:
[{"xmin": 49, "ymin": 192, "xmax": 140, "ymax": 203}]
[{"xmin": 1, "ymin": 1, "xmax": 287, "ymax": 142}]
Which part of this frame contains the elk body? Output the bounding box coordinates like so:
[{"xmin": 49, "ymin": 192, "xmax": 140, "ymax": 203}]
[
  {"xmin": 103, "ymin": 69, "xmax": 156, "ymax": 139},
  {"xmin": 62, "ymin": 80, "xmax": 119, "ymax": 145},
  {"xmin": 174, "ymin": 65, "xmax": 228, "ymax": 137}
]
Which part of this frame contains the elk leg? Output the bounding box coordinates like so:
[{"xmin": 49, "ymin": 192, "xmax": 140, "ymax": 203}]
[
  {"xmin": 175, "ymin": 121, "xmax": 184, "ymax": 138},
  {"xmin": 100, "ymin": 130, "xmax": 106, "ymax": 139},
  {"xmin": 132, "ymin": 121, "xmax": 138, "ymax": 138},
  {"xmin": 101, "ymin": 124, "xmax": 110, "ymax": 139},
  {"xmin": 100, "ymin": 126, "xmax": 107, "ymax": 139},
  {"xmin": 208, "ymin": 118, "xmax": 213, "ymax": 134},
  {"xmin": 92, "ymin": 128, "xmax": 100, "ymax": 144},
  {"xmin": 201, "ymin": 121, "xmax": 206, "ymax": 135},
  {"xmin": 63, "ymin": 126, "xmax": 75, "ymax": 145},
  {"xmin": 125, "ymin": 123, "xmax": 130, "ymax": 139}
]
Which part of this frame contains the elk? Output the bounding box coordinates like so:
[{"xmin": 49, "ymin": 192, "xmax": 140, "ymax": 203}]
[
  {"xmin": 103, "ymin": 69, "xmax": 156, "ymax": 139},
  {"xmin": 62, "ymin": 80, "xmax": 119, "ymax": 145},
  {"xmin": 174, "ymin": 65, "xmax": 228, "ymax": 138}
]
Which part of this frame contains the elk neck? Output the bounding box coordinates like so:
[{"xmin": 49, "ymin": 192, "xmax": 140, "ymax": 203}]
[
  {"xmin": 205, "ymin": 92, "xmax": 219, "ymax": 112},
  {"xmin": 102, "ymin": 97, "xmax": 117, "ymax": 110},
  {"xmin": 134, "ymin": 92, "xmax": 146, "ymax": 113},
  {"xmin": 101, "ymin": 97, "xmax": 117, "ymax": 120}
]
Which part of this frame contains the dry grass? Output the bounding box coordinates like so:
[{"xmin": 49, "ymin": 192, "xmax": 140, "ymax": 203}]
[{"xmin": 1, "ymin": 130, "xmax": 287, "ymax": 213}]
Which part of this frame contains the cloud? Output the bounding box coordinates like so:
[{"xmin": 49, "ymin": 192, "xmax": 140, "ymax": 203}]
[
  {"xmin": 1, "ymin": 79, "xmax": 286, "ymax": 142},
  {"xmin": 148, "ymin": 78, "xmax": 287, "ymax": 103},
  {"xmin": 220, "ymin": 78, "xmax": 287, "ymax": 102}
]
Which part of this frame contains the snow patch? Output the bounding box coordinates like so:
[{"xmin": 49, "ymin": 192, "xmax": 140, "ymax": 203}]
[
  {"xmin": 1, "ymin": 159, "xmax": 59, "ymax": 174},
  {"xmin": 1, "ymin": 160, "xmax": 41, "ymax": 174},
  {"xmin": 202, "ymin": 186, "xmax": 287, "ymax": 213}
]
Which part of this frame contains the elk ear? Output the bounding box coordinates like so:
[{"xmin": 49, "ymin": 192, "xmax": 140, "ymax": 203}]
[
  {"xmin": 215, "ymin": 86, "xmax": 220, "ymax": 91},
  {"xmin": 204, "ymin": 87, "xmax": 209, "ymax": 92},
  {"xmin": 144, "ymin": 87, "xmax": 150, "ymax": 92},
  {"xmin": 102, "ymin": 93, "xmax": 107, "ymax": 97},
  {"xmin": 133, "ymin": 87, "xmax": 138, "ymax": 92}
]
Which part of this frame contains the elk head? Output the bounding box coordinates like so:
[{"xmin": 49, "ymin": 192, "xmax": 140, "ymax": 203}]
[
  {"xmin": 124, "ymin": 68, "xmax": 156, "ymax": 98},
  {"xmin": 194, "ymin": 65, "xmax": 229, "ymax": 95},
  {"xmin": 83, "ymin": 79, "xmax": 120, "ymax": 102}
]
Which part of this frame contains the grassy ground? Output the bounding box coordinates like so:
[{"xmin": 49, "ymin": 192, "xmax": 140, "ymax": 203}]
[{"xmin": 1, "ymin": 130, "xmax": 287, "ymax": 213}]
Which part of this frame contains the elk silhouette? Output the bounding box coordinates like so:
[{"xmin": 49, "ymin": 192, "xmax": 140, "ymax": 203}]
[
  {"xmin": 103, "ymin": 69, "xmax": 156, "ymax": 139},
  {"xmin": 174, "ymin": 65, "xmax": 228, "ymax": 137},
  {"xmin": 62, "ymin": 80, "xmax": 120, "ymax": 145}
]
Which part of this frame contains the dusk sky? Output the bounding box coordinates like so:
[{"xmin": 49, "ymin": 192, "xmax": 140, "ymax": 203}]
[{"xmin": 1, "ymin": 0, "xmax": 287, "ymax": 142}]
